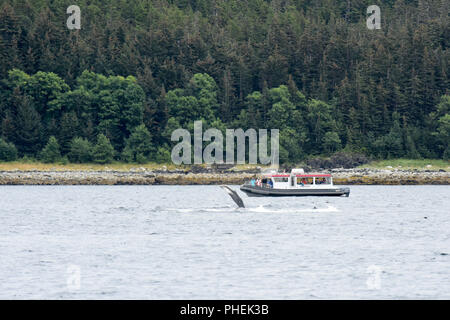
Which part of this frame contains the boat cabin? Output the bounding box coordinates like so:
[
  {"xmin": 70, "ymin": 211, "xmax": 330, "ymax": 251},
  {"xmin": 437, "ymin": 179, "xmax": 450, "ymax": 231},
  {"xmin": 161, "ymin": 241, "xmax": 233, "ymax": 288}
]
[
  {"xmin": 242, "ymin": 168, "xmax": 349, "ymax": 197},
  {"xmin": 260, "ymin": 169, "xmax": 333, "ymax": 189}
]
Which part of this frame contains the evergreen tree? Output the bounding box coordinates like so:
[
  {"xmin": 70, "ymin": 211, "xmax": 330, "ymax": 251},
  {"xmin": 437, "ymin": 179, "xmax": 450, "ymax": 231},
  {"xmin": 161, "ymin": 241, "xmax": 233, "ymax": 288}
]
[
  {"xmin": 0, "ymin": 138, "xmax": 17, "ymax": 161},
  {"xmin": 306, "ymin": 99, "xmax": 338, "ymax": 154},
  {"xmin": 68, "ymin": 137, "xmax": 93, "ymax": 163},
  {"xmin": 11, "ymin": 90, "xmax": 42, "ymax": 156},
  {"xmin": 436, "ymin": 114, "xmax": 450, "ymax": 159},
  {"xmin": 155, "ymin": 145, "xmax": 172, "ymax": 164},
  {"xmin": 39, "ymin": 136, "xmax": 61, "ymax": 163},
  {"xmin": 58, "ymin": 112, "xmax": 80, "ymax": 155},
  {"xmin": 0, "ymin": 4, "xmax": 21, "ymax": 79},
  {"xmin": 323, "ymin": 132, "xmax": 342, "ymax": 154},
  {"xmin": 372, "ymin": 113, "xmax": 405, "ymax": 159},
  {"xmin": 404, "ymin": 127, "xmax": 421, "ymax": 159},
  {"xmin": 92, "ymin": 134, "xmax": 115, "ymax": 164},
  {"xmin": 122, "ymin": 124, "xmax": 154, "ymax": 163}
]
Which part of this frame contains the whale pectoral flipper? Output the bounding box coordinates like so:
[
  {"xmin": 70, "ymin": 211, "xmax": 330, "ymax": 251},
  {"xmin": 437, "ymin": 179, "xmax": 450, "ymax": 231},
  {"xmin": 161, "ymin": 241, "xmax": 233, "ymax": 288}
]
[{"xmin": 220, "ymin": 185, "xmax": 245, "ymax": 208}]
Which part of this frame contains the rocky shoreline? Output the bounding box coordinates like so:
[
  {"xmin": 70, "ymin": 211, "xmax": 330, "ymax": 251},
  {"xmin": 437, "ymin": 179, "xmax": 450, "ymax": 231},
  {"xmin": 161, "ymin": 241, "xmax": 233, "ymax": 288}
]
[{"xmin": 0, "ymin": 168, "xmax": 448, "ymax": 185}]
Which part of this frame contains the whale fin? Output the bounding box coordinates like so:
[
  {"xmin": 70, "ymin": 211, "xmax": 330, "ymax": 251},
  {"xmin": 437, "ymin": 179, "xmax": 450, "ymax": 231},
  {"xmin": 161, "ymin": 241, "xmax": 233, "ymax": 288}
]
[{"xmin": 220, "ymin": 185, "xmax": 245, "ymax": 208}]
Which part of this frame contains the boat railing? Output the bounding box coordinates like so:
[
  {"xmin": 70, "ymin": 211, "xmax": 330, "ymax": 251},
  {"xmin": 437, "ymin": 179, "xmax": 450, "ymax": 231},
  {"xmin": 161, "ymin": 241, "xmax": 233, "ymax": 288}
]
[{"xmin": 245, "ymin": 182, "xmax": 273, "ymax": 189}]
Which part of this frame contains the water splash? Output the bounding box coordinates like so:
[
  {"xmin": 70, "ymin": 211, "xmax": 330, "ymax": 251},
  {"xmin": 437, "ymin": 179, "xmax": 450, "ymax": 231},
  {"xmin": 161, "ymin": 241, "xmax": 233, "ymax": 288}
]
[
  {"xmin": 157, "ymin": 205, "xmax": 339, "ymax": 214},
  {"xmin": 246, "ymin": 205, "xmax": 339, "ymax": 213}
]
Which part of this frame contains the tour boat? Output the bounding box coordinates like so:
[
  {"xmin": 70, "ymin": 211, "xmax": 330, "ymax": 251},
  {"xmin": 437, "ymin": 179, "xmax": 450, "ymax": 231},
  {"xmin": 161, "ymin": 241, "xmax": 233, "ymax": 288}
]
[{"xmin": 240, "ymin": 169, "xmax": 350, "ymax": 197}]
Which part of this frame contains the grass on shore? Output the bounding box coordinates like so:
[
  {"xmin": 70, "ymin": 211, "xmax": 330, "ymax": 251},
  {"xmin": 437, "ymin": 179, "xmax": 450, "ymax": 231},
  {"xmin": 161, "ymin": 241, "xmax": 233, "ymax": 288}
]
[
  {"xmin": 0, "ymin": 159, "xmax": 448, "ymax": 172},
  {"xmin": 0, "ymin": 161, "xmax": 177, "ymax": 172},
  {"xmin": 360, "ymin": 159, "xmax": 449, "ymax": 171},
  {"xmin": 0, "ymin": 161, "xmax": 267, "ymax": 172}
]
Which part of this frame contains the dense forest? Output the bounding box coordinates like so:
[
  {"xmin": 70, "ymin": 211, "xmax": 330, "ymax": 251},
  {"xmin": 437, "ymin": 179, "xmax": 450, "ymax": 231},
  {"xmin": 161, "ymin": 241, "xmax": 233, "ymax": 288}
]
[{"xmin": 0, "ymin": 0, "xmax": 448, "ymax": 164}]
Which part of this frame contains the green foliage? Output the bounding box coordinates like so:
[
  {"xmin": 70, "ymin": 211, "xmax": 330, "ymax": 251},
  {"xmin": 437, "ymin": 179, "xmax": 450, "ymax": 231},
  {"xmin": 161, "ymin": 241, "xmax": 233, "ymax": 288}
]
[
  {"xmin": 26, "ymin": 71, "xmax": 70, "ymax": 114},
  {"xmin": 10, "ymin": 90, "xmax": 42, "ymax": 155},
  {"xmin": 436, "ymin": 114, "xmax": 450, "ymax": 159},
  {"xmin": 372, "ymin": 114, "xmax": 404, "ymax": 159},
  {"xmin": 155, "ymin": 146, "xmax": 172, "ymax": 164},
  {"xmin": 0, "ymin": 1, "xmax": 449, "ymax": 163},
  {"xmin": 4, "ymin": 69, "xmax": 30, "ymax": 89},
  {"xmin": 306, "ymin": 99, "xmax": 338, "ymax": 153},
  {"xmin": 92, "ymin": 134, "xmax": 115, "ymax": 164},
  {"xmin": 68, "ymin": 137, "xmax": 93, "ymax": 163},
  {"xmin": 405, "ymin": 133, "xmax": 421, "ymax": 160},
  {"xmin": 166, "ymin": 74, "xmax": 217, "ymax": 125},
  {"xmin": 63, "ymin": 71, "xmax": 147, "ymax": 151},
  {"xmin": 279, "ymin": 128, "xmax": 306, "ymax": 163},
  {"xmin": 122, "ymin": 124, "xmax": 154, "ymax": 163},
  {"xmin": 97, "ymin": 74, "xmax": 146, "ymax": 150},
  {"xmin": 267, "ymin": 86, "xmax": 296, "ymax": 130},
  {"xmin": 60, "ymin": 156, "xmax": 69, "ymax": 165},
  {"xmin": 243, "ymin": 92, "xmax": 263, "ymax": 127},
  {"xmin": 58, "ymin": 112, "xmax": 80, "ymax": 154},
  {"xmin": 39, "ymin": 136, "xmax": 61, "ymax": 163},
  {"xmin": 0, "ymin": 138, "xmax": 17, "ymax": 161},
  {"xmin": 323, "ymin": 132, "xmax": 342, "ymax": 154},
  {"xmin": 443, "ymin": 147, "xmax": 450, "ymax": 160}
]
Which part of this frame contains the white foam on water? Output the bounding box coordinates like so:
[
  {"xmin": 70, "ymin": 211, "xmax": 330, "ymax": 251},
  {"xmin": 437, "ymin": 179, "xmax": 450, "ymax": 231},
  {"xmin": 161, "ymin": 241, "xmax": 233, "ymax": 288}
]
[
  {"xmin": 163, "ymin": 206, "xmax": 235, "ymax": 213},
  {"xmin": 246, "ymin": 205, "xmax": 340, "ymax": 213},
  {"xmin": 162, "ymin": 205, "xmax": 339, "ymax": 214}
]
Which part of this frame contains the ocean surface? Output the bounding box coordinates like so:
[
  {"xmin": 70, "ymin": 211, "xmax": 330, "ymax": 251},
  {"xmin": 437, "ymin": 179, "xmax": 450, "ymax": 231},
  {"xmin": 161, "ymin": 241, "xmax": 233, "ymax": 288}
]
[{"xmin": 0, "ymin": 185, "xmax": 449, "ymax": 299}]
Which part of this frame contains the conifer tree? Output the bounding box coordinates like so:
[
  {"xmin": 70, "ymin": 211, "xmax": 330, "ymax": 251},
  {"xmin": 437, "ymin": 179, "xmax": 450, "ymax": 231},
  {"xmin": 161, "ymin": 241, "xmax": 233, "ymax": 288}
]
[
  {"xmin": 0, "ymin": 138, "xmax": 18, "ymax": 161},
  {"xmin": 122, "ymin": 124, "xmax": 154, "ymax": 163},
  {"xmin": 68, "ymin": 137, "xmax": 93, "ymax": 163},
  {"xmin": 12, "ymin": 90, "xmax": 42, "ymax": 156},
  {"xmin": 39, "ymin": 136, "xmax": 61, "ymax": 163},
  {"xmin": 92, "ymin": 134, "xmax": 115, "ymax": 164}
]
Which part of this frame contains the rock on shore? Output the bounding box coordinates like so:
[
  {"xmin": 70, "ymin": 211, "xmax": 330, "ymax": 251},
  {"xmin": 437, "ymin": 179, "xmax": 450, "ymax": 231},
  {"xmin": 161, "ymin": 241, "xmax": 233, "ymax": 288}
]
[
  {"xmin": 330, "ymin": 168, "xmax": 449, "ymax": 185},
  {"xmin": 0, "ymin": 168, "xmax": 448, "ymax": 185}
]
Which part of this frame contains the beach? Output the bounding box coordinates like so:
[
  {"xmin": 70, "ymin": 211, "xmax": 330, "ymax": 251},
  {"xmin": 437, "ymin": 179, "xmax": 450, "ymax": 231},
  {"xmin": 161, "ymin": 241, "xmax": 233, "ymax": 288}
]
[{"xmin": 0, "ymin": 167, "xmax": 448, "ymax": 185}]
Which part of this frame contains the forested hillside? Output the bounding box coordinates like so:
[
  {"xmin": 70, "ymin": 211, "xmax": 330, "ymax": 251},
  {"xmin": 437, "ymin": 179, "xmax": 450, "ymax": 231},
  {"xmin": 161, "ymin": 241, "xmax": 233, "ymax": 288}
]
[{"xmin": 0, "ymin": 0, "xmax": 448, "ymax": 164}]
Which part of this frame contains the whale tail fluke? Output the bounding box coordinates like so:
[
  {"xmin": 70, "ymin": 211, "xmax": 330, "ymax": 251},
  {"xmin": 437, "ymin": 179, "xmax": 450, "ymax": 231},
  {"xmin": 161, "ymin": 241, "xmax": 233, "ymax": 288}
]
[{"xmin": 220, "ymin": 185, "xmax": 245, "ymax": 208}]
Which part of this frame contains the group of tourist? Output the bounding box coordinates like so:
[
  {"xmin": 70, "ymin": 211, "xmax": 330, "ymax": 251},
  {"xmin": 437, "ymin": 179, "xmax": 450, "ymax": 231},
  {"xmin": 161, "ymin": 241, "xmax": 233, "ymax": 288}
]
[
  {"xmin": 250, "ymin": 178, "xmax": 274, "ymax": 188},
  {"xmin": 250, "ymin": 177, "xmax": 329, "ymax": 188}
]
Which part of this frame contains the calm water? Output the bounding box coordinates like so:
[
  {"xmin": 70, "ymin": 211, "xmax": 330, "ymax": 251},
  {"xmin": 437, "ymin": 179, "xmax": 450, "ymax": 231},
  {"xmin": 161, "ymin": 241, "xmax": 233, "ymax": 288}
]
[{"xmin": 0, "ymin": 185, "xmax": 449, "ymax": 299}]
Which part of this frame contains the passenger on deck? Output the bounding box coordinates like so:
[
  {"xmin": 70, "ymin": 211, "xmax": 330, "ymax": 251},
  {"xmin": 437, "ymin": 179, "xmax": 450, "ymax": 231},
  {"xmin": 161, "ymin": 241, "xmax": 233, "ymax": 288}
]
[
  {"xmin": 250, "ymin": 178, "xmax": 255, "ymax": 186},
  {"xmin": 268, "ymin": 179, "xmax": 273, "ymax": 188},
  {"xmin": 262, "ymin": 178, "xmax": 267, "ymax": 187}
]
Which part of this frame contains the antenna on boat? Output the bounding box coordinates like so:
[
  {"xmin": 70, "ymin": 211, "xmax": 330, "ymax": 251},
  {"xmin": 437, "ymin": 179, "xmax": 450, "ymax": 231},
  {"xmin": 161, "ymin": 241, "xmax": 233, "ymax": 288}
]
[{"xmin": 220, "ymin": 185, "xmax": 245, "ymax": 208}]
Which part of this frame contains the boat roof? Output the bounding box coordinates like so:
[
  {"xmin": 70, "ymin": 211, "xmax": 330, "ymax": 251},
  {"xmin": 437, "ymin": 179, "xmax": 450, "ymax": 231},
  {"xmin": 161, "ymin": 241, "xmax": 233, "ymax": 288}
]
[
  {"xmin": 296, "ymin": 174, "xmax": 331, "ymax": 177},
  {"xmin": 263, "ymin": 173, "xmax": 332, "ymax": 177}
]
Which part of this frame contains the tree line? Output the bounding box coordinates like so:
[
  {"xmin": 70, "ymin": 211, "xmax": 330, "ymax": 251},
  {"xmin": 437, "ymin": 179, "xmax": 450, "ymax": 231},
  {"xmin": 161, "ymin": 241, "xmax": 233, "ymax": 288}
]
[{"xmin": 0, "ymin": 0, "xmax": 449, "ymax": 164}]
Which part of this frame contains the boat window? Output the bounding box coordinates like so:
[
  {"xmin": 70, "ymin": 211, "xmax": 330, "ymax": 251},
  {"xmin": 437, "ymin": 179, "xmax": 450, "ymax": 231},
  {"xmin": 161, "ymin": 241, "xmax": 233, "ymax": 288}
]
[
  {"xmin": 273, "ymin": 177, "xmax": 289, "ymax": 183},
  {"xmin": 297, "ymin": 177, "xmax": 313, "ymax": 185},
  {"xmin": 316, "ymin": 177, "xmax": 331, "ymax": 185}
]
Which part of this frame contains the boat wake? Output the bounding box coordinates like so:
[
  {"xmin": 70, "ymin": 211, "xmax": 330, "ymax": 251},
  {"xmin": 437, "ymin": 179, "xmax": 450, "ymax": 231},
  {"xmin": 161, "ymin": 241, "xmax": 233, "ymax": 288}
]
[
  {"xmin": 157, "ymin": 205, "xmax": 340, "ymax": 214},
  {"xmin": 161, "ymin": 206, "xmax": 235, "ymax": 213},
  {"xmin": 246, "ymin": 205, "xmax": 340, "ymax": 213}
]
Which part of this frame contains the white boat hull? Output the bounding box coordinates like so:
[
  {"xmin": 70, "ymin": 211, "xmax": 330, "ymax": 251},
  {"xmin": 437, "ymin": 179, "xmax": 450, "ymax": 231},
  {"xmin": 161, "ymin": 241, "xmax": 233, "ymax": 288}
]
[{"xmin": 240, "ymin": 185, "xmax": 350, "ymax": 197}]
